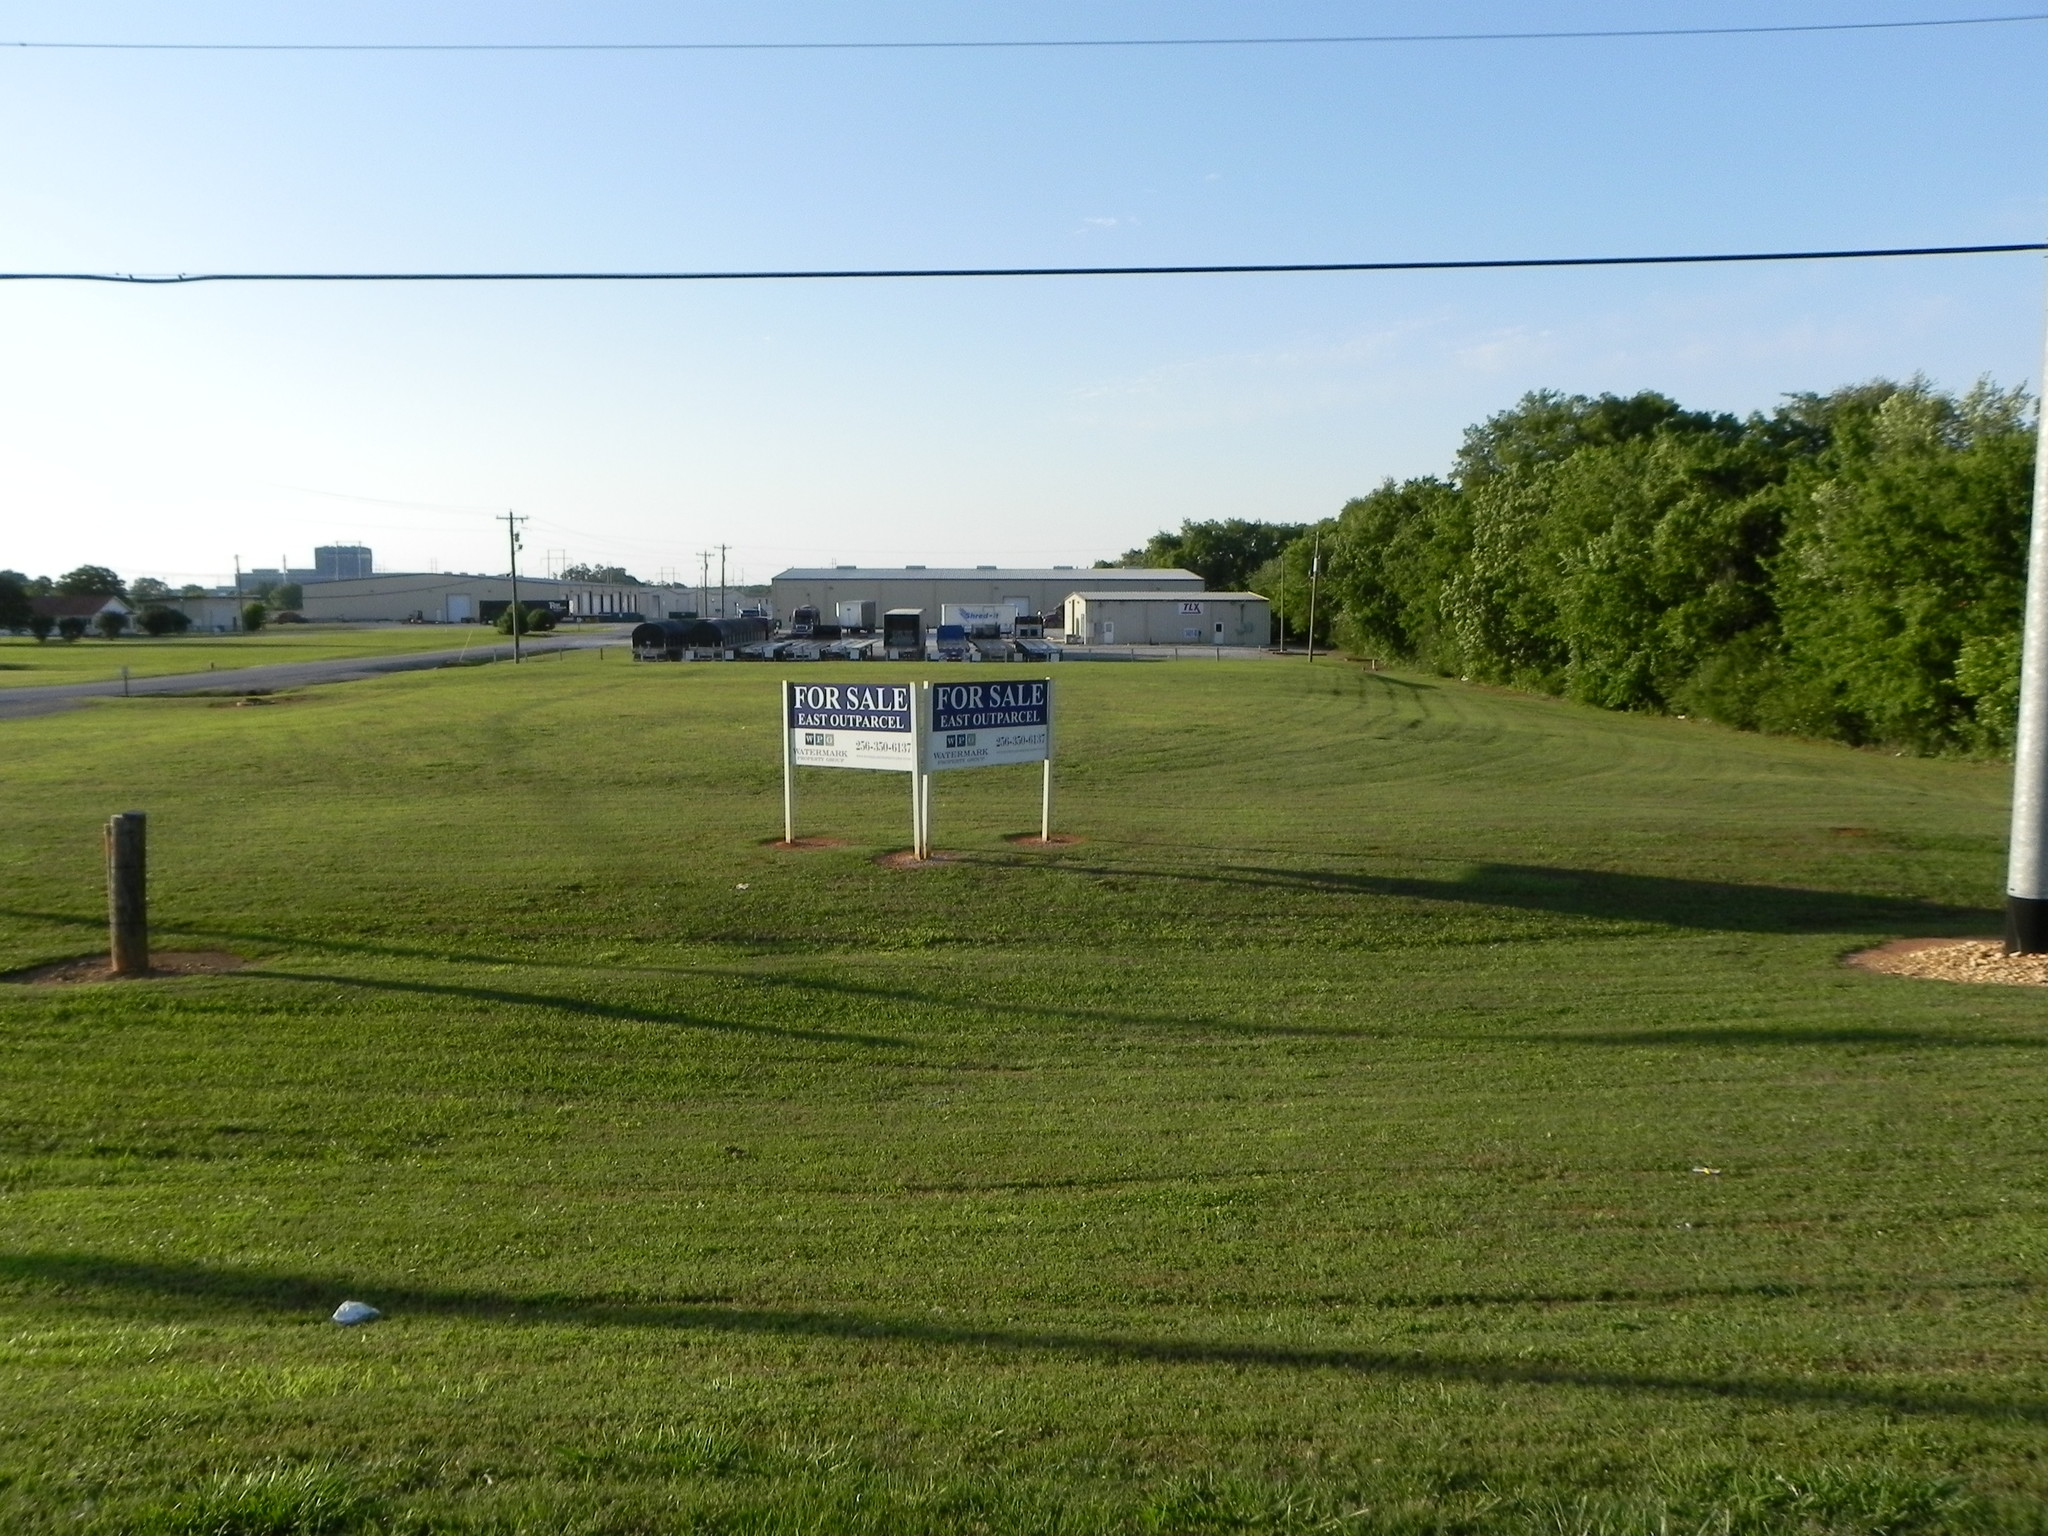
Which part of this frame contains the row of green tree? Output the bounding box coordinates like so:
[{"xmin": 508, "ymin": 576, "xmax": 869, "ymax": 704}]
[
  {"xmin": 3, "ymin": 565, "xmax": 302, "ymax": 609},
  {"xmin": 0, "ymin": 564, "xmax": 294, "ymax": 640},
  {"xmin": 1108, "ymin": 377, "xmax": 2036, "ymax": 755}
]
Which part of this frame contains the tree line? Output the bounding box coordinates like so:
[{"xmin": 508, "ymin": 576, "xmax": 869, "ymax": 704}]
[
  {"xmin": 1108, "ymin": 377, "xmax": 2036, "ymax": 755},
  {"xmin": 0, "ymin": 564, "xmax": 292, "ymax": 638}
]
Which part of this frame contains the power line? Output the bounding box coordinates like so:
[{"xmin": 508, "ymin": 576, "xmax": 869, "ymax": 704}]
[
  {"xmin": 3, "ymin": 243, "xmax": 2043, "ymax": 286},
  {"xmin": 7, "ymin": 14, "xmax": 2047, "ymax": 52}
]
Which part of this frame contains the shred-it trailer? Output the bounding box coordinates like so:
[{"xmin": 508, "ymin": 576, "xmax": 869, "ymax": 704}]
[{"xmin": 782, "ymin": 679, "xmax": 1054, "ymax": 857}]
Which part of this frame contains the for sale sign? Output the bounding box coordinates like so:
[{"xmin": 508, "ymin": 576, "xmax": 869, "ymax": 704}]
[
  {"xmin": 787, "ymin": 682, "xmax": 916, "ymax": 771},
  {"xmin": 925, "ymin": 679, "xmax": 1051, "ymax": 773}
]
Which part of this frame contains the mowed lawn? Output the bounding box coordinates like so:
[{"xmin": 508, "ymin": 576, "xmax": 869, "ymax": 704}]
[
  {"xmin": 0, "ymin": 625, "xmax": 497, "ymax": 687},
  {"xmin": 1, "ymin": 657, "xmax": 2044, "ymax": 1535}
]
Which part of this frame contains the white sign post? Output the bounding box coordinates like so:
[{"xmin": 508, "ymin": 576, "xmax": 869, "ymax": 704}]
[
  {"xmin": 782, "ymin": 680, "xmax": 919, "ymax": 848},
  {"xmin": 917, "ymin": 692, "xmax": 933, "ymax": 860},
  {"xmin": 919, "ymin": 678, "xmax": 1055, "ymax": 849}
]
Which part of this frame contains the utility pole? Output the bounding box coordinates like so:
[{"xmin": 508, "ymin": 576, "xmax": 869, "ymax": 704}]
[
  {"xmin": 2004, "ymin": 303, "xmax": 2048, "ymax": 950},
  {"xmin": 718, "ymin": 543, "xmax": 729, "ymax": 619},
  {"xmin": 698, "ymin": 550, "xmax": 712, "ymax": 619},
  {"xmin": 232, "ymin": 555, "xmax": 242, "ymax": 630},
  {"xmin": 499, "ymin": 511, "xmax": 529, "ymax": 662},
  {"xmin": 1305, "ymin": 527, "xmax": 1323, "ymax": 665}
]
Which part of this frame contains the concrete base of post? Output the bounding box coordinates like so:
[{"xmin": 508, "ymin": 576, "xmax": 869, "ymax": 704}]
[{"xmin": 2005, "ymin": 895, "xmax": 2048, "ymax": 954}]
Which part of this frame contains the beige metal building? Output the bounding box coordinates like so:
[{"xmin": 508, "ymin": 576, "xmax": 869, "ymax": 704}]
[
  {"xmin": 298, "ymin": 573, "xmax": 694, "ymax": 624},
  {"xmin": 770, "ymin": 566, "xmax": 1200, "ymax": 623},
  {"xmin": 1063, "ymin": 590, "xmax": 1272, "ymax": 647}
]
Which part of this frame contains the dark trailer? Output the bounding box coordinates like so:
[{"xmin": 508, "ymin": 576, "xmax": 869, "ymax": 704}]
[
  {"xmin": 632, "ymin": 617, "xmax": 774, "ymax": 659},
  {"xmin": 882, "ymin": 608, "xmax": 924, "ymax": 660}
]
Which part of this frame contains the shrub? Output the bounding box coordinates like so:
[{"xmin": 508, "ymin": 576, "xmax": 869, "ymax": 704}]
[
  {"xmin": 95, "ymin": 610, "xmax": 129, "ymax": 639},
  {"xmin": 57, "ymin": 616, "xmax": 87, "ymax": 641},
  {"xmin": 496, "ymin": 603, "xmax": 558, "ymax": 635},
  {"xmin": 29, "ymin": 612, "xmax": 54, "ymax": 641},
  {"xmin": 138, "ymin": 606, "xmax": 191, "ymax": 637},
  {"xmin": 241, "ymin": 601, "xmax": 268, "ymax": 632},
  {"xmin": 0, "ymin": 574, "xmax": 30, "ymax": 631}
]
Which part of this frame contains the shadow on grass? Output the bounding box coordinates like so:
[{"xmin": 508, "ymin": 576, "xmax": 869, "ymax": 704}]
[
  {"xmin": 956, "ymin": 861, "xmax": 1996, "ymax": 937},
  {"xmin": 0, "ymin": 906, "xmax": 1374, "ymax": 1041},
  {"xmin": 0, "ymin": 906, "xmax": 600, "ymax": 974},
  {"xmin": 254, "ymin": 962, "xmax": 1379, "ymax": 1045},
  {"xmin": 6, "ymin": 860, "xmax": 1992, "ymax": 948},
  {"xmin": 1519, "ymin": 1025, "xmax": 2048, "ymax": 1050},
  {"xmin": 237, "ymin": 969, "xmax": 910, "ymax": 1048},
  {"xmin": 735, "ymin": 967, "xmax": 1379, "ymax": 1039},
  {"xmin": 4, "ymin": 1251, "xmax": 2038, "ymax": 1425}
]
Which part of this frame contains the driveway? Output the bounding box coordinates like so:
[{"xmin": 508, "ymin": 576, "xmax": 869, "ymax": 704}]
[{"xmin": 0, "ymin": 631, "xmax": 624, "ymax": 721}]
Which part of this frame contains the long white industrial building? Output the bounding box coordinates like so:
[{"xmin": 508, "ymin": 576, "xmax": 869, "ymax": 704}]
[
  {"xmin": 769, "ymin": 566, "xmax": 1201, "ymax": 620},
  {"xmin": 297, "ymin": 573, "xmax": 696, "ymax": 624}
]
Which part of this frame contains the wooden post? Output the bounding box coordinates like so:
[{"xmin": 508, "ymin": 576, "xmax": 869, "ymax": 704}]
[{"xmin": 105, "ymin": 811, "xmax": 148, "ymax": 976}]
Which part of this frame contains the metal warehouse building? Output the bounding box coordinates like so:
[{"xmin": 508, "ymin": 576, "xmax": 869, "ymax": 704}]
[
  {"xmin": 298, "ymin": 573, "xmax": 695, "ymax": 624},
  {"xmin": 770, "ymin": 566, "xmax": 1201, "ymax": 624},
  {"xmin": 1064, "ymin": 590, "xmax": 1272, "ymax": 647}
]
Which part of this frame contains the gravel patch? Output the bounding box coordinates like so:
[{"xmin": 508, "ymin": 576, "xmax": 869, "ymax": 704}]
[{"xmin": 1846, "ymin": 937, "xmax": 2048, "ymax": 987}]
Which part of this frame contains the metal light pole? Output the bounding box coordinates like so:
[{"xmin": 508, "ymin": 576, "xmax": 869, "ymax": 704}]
[
  {"xmin": 2004, "ymin": 303, "xmax": 2048, "ymax": 951},
  {"xmin": 1305, "ymin": 527, "xmax": 1323, "ymax": 664},
  {"xmin": 500, "ymin": 511, "xmax": 527, "ymax": 662}
]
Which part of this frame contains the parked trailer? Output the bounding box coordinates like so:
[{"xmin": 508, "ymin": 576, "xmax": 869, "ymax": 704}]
[
  {"xmin": 883, "ymin": 608, "xmax": 925, "ymax": 660},
  {"xmin": 941, "ymin": 602, "xmax": 1018, "ymax": 637},
  {"xmin": 822, "ymin": 637, "xmax": 883, "ymax": 660},
  {"xmin": 631, "ymin": 616, "xmax": 773, "ymax": 659}
]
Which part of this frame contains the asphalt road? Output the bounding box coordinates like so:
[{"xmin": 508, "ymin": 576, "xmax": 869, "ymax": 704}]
[{"xmin": 0, "ymin": 631, "xmax": 623, "ymax": 721}]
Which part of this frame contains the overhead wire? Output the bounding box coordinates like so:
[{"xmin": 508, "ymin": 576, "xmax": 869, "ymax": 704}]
[
  {"xmin": 6, "ymin": 13, "xmax": 2047, "ymax": 52},
  {"xmin": 3, "ymin": 243, "xmax": 2043, "ymax": 285}
]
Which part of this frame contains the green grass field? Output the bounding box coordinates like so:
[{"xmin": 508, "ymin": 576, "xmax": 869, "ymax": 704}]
[
  {"xmin": 0, "ymin": 625, "xmax": 502, "ymax": 687},
  {"xmin": 2, "ymin": 656, "xmax": 2044, "ymax": 1535}
]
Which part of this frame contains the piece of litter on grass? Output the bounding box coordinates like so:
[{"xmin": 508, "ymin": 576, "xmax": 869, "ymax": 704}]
[
  {"xmin": 1691, "ymin": 1166, "xmax": 1722, "ymax": 1176},
  {"xmin": 331, "ymin": 1300, "xmax": 381, "ymax": 1326},
  {"xmin": 735, "ymin": 883, "xmax": 750, "ymax": 890}
]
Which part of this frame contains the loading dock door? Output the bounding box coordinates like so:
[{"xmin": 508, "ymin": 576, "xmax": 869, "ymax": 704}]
[{"xmin": 446, "ymin": 594, "xmax": 474, "ymax": 622}]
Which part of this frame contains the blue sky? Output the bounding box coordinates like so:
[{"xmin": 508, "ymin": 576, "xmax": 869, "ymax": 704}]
[{"xmin": 1, "ymin": 0, "xmax": 2043, "ymax": 586}]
